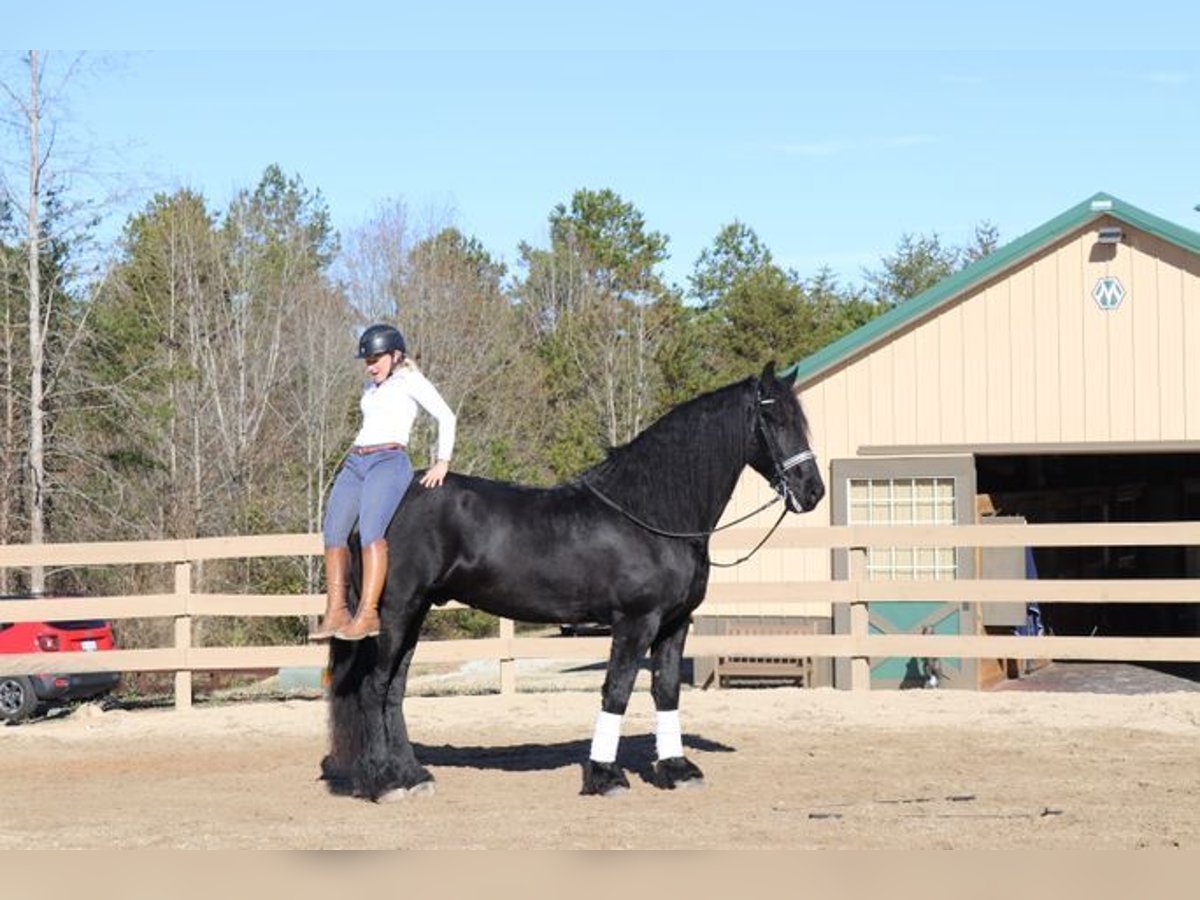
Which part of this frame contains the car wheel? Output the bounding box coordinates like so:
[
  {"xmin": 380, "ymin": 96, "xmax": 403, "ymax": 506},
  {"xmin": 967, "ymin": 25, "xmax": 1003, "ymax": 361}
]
[{"xmin": 0, "ymin": 675, "xmax": 39, "ymax": 723}]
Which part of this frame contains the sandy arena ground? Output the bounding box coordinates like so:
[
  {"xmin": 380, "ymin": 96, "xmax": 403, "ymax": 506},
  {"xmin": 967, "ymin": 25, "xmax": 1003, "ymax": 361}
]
[{"xmin": 1, "ymin": 669, "xmax": 1198, "ymax": 850}]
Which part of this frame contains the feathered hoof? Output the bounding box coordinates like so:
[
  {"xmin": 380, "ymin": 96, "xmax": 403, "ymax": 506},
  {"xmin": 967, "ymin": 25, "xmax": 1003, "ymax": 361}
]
[
  {"xmin": 318, "ymin": 756, "xmax": 355, "ymax": 796},
  {"xmin": 652, "ymin": 756, "xmax": 706, "ymax": 790},
  {"xmin": 580, "ymin": 759, "xmax": 631, "ymax": 797},
  {"xmin": 376, "ymin": 780, "xmax": 437, "ymax": 803}
]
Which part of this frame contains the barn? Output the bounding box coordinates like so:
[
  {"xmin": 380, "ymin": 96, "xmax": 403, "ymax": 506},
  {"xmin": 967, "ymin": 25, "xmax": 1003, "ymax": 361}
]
[{"xmin": 705, "ymin": 192, "xmax": 1200, "ymax": 690}]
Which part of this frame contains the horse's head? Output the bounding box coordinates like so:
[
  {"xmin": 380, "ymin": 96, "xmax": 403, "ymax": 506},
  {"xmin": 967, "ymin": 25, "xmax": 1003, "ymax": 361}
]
[{"xmin": 748, "ymin": 362, "xmax": 825, "ymax": 513}]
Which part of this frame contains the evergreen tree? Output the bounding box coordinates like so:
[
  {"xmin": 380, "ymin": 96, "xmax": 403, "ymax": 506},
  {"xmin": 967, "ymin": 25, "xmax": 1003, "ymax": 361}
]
[{"xmin": 516, "ymin": 188, "xmax": 673, "ymax": 478}]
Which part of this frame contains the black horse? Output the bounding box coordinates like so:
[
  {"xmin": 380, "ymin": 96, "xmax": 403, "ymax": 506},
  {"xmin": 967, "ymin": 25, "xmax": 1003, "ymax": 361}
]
[{"xmin": 322, "ymin": 363, "xmax": 825, "ymax": 800}]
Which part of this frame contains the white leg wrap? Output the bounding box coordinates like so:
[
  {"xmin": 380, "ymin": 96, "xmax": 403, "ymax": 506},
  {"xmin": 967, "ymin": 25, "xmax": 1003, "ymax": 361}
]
[
  {"xmin": 589, "ymin": 711, "xmax": 623, "ymax": 764},
  {"xmin": 655, "ymin": 709, "xmax": 683, "ymax": 760}
]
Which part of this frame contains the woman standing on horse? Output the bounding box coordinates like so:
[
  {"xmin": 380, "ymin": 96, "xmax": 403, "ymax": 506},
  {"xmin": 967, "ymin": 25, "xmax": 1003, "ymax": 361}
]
[{"xmin": 309, "ymin": 323, "xmax": 456, "ymax": 642}]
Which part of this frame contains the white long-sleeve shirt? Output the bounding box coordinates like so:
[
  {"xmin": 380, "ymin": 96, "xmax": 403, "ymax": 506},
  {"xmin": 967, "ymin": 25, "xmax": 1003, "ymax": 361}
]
[{"xmin": 353, "ymin": 368, "xmax": 456, "ymax": 461}]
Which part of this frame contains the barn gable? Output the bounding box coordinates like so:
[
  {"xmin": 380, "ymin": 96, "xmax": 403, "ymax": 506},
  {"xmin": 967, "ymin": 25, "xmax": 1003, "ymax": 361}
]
[
  {"xmin": 790, "ymin": 192, "xmax": 1200, "ymax": 451},
  {"xmin": 786, "ymin": 192, "xmax": 1200, "ymax": 398}
]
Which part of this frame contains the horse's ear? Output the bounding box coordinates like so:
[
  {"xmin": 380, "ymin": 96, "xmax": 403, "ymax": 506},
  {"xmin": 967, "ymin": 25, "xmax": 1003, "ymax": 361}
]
[{"xmin": 761, "ymin": 361, "xmax": 777, "ymax": 383}]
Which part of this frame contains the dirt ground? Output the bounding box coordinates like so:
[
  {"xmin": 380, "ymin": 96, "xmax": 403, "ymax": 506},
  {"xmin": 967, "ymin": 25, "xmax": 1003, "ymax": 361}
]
[{"xmin": 1, "ymin": 666, "xmax": 1198, "ymax": 850}]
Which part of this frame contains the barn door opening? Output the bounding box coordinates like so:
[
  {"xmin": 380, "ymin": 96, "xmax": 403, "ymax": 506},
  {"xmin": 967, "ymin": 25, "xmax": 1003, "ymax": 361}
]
[{"xmin": 976, "ymin": 452, "xmax": 1200, "ymax": 681}]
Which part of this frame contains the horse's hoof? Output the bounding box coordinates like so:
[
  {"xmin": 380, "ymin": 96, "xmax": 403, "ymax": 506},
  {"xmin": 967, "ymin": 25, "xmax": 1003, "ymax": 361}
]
[
  {"xmin": 375, "ymin": 779, "xmax": 436, "ymax": 803},
  {"xmin": 580, "ymin": 760, "xmax": 631, "ymax": 796},
  {"xmin": 652, "ymin": 756, "xmax": 705, "ymax": 790},
  {"xmin": 407, "ymin": 780, "xmax": 437, "ymax": 798}
]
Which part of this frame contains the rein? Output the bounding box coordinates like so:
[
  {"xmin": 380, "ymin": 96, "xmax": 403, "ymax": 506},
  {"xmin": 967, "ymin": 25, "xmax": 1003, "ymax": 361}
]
[
  {"xmin": 579, "ymin": 387, "xmax": 816, "ymax": 568},
  {"xmin": 581, "ymin": 479, "xmax": 790, "ymax": 568}
]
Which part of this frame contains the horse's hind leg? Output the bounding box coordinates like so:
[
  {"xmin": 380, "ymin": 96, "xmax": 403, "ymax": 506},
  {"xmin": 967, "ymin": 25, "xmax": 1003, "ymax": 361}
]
[
  {"xmin": 320, "ymin": 638, "xmax": 373, "ymax": 794},
  {"xmin": 376, "ymin": 604, "xmax": 436, "ymax": 802},
  {"xmin": 353, "ymin": 600, "xmax": 432, "ymax": 801},
  {"xmin": 649, "ymin": 617, "xmax": 705, "ymax": 790},
  {"xmin": 580, "ymin": 614, "xmax": 659, "ymax": 796}
]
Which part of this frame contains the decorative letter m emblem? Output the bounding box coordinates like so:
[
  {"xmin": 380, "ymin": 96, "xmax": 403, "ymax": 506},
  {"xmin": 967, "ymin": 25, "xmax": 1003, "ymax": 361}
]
[{"xmin": 1091, "ymin": 276, "xmax": 1125, "ymax": 311}]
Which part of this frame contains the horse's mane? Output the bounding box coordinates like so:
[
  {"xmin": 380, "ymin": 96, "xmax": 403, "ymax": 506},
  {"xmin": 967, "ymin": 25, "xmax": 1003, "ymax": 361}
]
[{"xmin": 576, "ymin": 377, "xmax": 756, "ymax": 534}]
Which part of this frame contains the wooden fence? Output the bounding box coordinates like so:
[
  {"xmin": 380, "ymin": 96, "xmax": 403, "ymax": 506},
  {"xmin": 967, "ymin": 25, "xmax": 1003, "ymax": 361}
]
[{"xmin": 1, "ymin": 522, "xmax": 1198, "ymax": 709}]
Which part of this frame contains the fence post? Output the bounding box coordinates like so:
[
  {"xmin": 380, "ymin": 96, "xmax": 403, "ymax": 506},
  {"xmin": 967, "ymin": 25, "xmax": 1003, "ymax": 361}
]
[
  {"xmin": 849, "ymin": 546, "xmax": 871, "ymax": 692},
  {"xmin": 499, "ymin": 616, "xmax": 516, "ymax": 695},
  {"xmin": 174, "ymin": 562, "xmax": 193, "ymax": 711}
]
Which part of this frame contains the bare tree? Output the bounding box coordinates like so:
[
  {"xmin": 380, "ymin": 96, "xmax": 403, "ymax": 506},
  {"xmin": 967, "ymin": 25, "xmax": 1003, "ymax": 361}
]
[
  {"xmin": 0, "ymin": 208, "xmax": 16, "ymax": 592},
  {"xmin": 65, "ymin": 189, "xmax": 225, "ymax": 544},
  {"xmin": 0, "ymin": 51, "xmax": 103, "ymax": 590}
]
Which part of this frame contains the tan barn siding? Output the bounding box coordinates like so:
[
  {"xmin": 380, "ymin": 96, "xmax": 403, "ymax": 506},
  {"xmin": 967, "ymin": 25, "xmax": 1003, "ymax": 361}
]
[
  {"xmin": 1171, "ymin": 240, "xmax": 1200, "ymax": 436},
  {"xmin": 846, "ymin": 355, "xmax": 871, "ymax": 454},
  {"xmin": 913, "ymin": 319, "xmax": 941, "ymax": 441},
  {"xmin": 985, "ymin": 275, "xmax": 1014, "ymax": 440},
  {"xmin": 937, "ymin": 306, "xmax": 965, "ymax": 443},
  {"xmin": 1082, "ymin": 238, "xmax": 1114, "ymax": 439},
  {"xmin": 1033, "ymin": 246, "xmax": 1063, "ymax": 439},
  {"xmin": 1058, "ymin": 236, "xmax": 1087, "ymax": 440},
  {"xmin": 891, "ymin": 326, "xmax": 919, "ymax": 446},
  {"xmin": 1156, "ymin": 247, "xmax": 1186, "ymax": 438},
  {"xmin": 961, "ymin": 287, "xmax": 989, "ymax": 438},
  {"xmin": 1009, "ymin": 265, "xmax": 1037, "ymax": 442},
  {"xmin": 1131, "ymin": 240, "xmax": 1161, "ymax": 439},
  {"xmin": 1102, "ymin": 233, "xmax": 1137, "ymax": 440},
  {"xmin": 868, "ymin": 348, "xmax": 895, "ymax": 445},
  {"xmin": 1187, "ymin": 250, "xmax": 1200, "ymax": 436}
]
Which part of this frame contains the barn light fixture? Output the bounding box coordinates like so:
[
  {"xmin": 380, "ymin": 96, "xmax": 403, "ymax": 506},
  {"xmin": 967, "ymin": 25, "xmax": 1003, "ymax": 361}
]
[{"xmin": 1096, "ymin": 226, "xmax": 1124, "ymax": 245}]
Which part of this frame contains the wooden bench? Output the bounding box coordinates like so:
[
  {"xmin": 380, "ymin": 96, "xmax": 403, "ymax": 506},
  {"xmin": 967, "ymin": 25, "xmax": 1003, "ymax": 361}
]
[{"xmin": 692, "ymin": 615, "xmax": 830, "ymax": 689}]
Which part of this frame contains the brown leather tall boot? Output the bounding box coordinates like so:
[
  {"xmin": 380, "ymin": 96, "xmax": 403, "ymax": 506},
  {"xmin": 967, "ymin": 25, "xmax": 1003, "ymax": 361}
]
[
  {"xmin": 335, "ymin": 539, "xmax": 387, "ymax": 641},
  {"xmin": 308, "ymin": 546, "xmax": 352, "ymax": 641}
]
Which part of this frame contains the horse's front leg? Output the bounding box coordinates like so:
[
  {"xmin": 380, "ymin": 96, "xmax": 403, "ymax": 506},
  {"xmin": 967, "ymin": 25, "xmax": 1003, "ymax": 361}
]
[
  {"xmin": 649, "ymin": 616, "xmax": 704, "ymax": 790},
  {"xmin": 580, "ymin": 613, "xmax": 659, "ymax": 797}
]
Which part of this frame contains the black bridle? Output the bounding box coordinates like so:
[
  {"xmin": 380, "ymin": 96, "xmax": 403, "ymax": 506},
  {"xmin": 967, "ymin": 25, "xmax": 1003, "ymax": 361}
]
[
  {"xmin": 580, "ymin": 385, "xmax": 818, "ymax": 567},
  {"xmin": 753, "ymin": 395, "xmax": 816, "ymax": 514}
]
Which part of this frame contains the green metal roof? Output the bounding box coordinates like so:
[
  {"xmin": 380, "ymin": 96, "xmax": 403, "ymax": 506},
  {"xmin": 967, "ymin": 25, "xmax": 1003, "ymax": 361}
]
[{"xmin": 782, "ymin": 192, "xmax": 1200, "ymax": 386}]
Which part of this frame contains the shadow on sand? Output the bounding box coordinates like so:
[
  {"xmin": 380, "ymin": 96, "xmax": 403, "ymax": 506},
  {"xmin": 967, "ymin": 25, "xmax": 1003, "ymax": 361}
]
[{"xmin": 414, "ymin": 733, "xmax": 734, "ymax": 785}]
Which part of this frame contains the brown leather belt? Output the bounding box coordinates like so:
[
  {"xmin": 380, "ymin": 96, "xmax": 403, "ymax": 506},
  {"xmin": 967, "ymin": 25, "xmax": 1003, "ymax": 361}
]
[{"xmin": 349, "ymin": 443, "xmax": 406, "ymax": 456}]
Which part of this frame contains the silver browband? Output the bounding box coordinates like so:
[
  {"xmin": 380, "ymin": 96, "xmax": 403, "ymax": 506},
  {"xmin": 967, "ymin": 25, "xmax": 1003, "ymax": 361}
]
[{"xmin": 781, "ymin": 449, "xmax": 815, "ymax": 470}]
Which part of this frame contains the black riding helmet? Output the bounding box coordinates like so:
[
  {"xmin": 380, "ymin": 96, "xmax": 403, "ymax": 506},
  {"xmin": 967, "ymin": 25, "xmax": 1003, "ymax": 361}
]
[{"xmin": 356, "ymin": 324, "xmax": 406, "ymax": 359}]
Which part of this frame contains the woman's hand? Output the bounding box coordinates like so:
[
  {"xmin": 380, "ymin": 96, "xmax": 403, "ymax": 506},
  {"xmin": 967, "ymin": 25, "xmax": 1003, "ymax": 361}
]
[{"xmin": 421, "ymin": 459, "xmax": 450, "ymax": 488}]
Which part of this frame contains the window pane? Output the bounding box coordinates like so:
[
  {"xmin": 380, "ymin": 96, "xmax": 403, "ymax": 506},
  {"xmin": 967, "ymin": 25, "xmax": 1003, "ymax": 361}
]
[{"xmin": 846, "ymin": 475, "xmax": 960, "ymax": 583}]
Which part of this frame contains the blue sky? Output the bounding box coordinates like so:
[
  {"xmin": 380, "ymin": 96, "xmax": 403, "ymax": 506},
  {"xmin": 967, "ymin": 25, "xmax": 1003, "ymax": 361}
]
[{"xmin": 7, "ymin": 3, "xmax": 1200, "ymax": 293}]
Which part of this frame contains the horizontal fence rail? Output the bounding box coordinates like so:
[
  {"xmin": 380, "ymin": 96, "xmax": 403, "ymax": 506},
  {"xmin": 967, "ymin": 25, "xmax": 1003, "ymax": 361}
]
[{"xmin": 2, "ymin": 522, "xmax": 1198, "ymax": 706}]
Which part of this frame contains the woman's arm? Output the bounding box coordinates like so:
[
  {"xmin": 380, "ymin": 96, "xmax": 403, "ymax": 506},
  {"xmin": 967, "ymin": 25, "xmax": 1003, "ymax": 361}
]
[{"xmin": 409, "ymin": 371, "xmax": 456, "ymax": 487}]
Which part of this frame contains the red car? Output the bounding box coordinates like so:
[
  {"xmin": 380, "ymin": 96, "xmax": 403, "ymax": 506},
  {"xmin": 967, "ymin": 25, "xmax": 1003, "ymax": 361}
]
[{"xmin": 0, "ymin": 595, "xmax": 120, "ymax": 723}]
